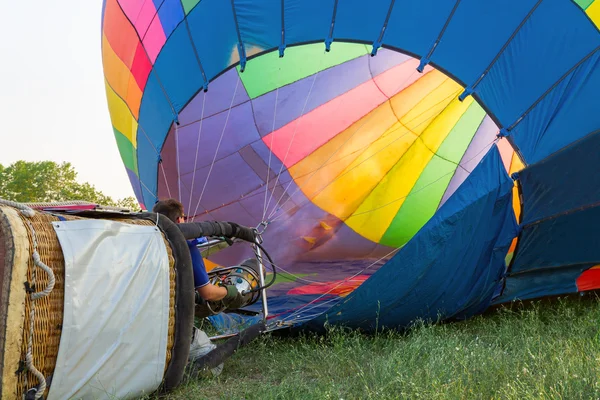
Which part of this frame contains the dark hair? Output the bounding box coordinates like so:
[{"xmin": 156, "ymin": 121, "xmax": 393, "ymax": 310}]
[{"xmin": 152, "ymin": 198, "xmax": 184, "ymax": 223}]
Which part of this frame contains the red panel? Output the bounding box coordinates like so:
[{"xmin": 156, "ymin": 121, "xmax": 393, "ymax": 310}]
[
  {"xmin": 131, "ymin": 42, "xmax": 152, "ymax": 90},
  {"xmin": 288, "ymin": 275, "xmax": 369, "ymax": 297},
  {"xmin": 576, "ymin": 266, "xmax": 600, "ymax": 291}
]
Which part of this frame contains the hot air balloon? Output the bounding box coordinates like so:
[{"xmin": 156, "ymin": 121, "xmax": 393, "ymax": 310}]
[
  {"xmin": 2, "ymin": 1, "xmax": 599, "ymax": 398},
  {"xmin": 100, "ymin": 0, "xmax": 600, "ymax": 332}
]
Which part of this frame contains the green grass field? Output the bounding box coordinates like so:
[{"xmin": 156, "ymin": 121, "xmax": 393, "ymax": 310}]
[{"xmin": 156, "ymin": 293, "xmax": 600, "ymax": 399}]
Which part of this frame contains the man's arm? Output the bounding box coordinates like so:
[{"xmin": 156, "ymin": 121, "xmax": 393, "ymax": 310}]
[
  {"xmin": 188, "ymin": 239, "xmax": 236, "ymax": 302},
  {"xmin": 196, "ymin": 283, "xmax": 227, "ymax": 301}
]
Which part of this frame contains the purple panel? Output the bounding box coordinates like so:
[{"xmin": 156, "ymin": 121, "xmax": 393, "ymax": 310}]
[
  {"xmin": 251, "ymin": 55, "xmax": 373, "ymax": 136},
  {"xmin": 206, "ymin": 198, "xmax": 392, "ymax": 300},
  {"xmin": 369, "ymin": 49, "xmax": 413, "ymax": 77},
  {"xmin": 306, "ymin": 223, "xmax": 397, "ymax": 261},
  {"xmin": 158, "ymin": 124, "xmax": 180, "ymax": 201},
  {"xmin": 179, "ymin": 177, "xmax": 213, "ymax": 220},
  {"xmin": 438, "ymin": 115, "xmax": 499, "ymax": 206},
  {"xmin": 250, "ymin": 141, "xmax": 285, "ymax": 173},
  {"xmin": 181, "ymin": 152, "xmax": 263, "ymax": 212},
  {"xmin": 237, "ymin": 179, "xmax": 298, "ymax": 222},
  {"xmin": 177, "ymin": 102, "xmax": 261, "ymax": 174},
  {"xmin": 177, "ymin": 68, "xmax": 251, "ymax": 126},
  {"xmin": 126, "ymin": 168, "xmax": 145, "ymax": 208},
  {"xmin": 207, "ymin": 201, "xmax": 256, "ymax": 227}
]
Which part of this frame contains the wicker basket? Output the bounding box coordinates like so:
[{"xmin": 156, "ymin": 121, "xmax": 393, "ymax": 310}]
[{"xmin": 0, "ymin": 206, "xmax": 194, "ymax": 399}]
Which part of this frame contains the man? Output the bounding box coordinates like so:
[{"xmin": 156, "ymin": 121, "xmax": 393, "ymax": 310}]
[
  {"xmin": 152, "ymin": 198, "xmax": 244, "ymax": 375},
  {"xmin": 152, "ymin": 198, "xmax": 243, "ymax": 308}
]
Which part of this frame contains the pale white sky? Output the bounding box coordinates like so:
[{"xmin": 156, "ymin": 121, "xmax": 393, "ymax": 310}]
[{"xmin": 0, "ymin": 1, "xmax": 135, "ymax": 200}]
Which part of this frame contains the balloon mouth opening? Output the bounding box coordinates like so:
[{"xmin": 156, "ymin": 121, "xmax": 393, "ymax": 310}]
[{"xmin": 154, "ymin": 43, "xmax": 519, "ymax": 319}]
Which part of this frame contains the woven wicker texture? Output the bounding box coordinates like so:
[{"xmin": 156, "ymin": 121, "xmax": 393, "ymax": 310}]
[{"xmin": 13, "ymin": 212, "xmax": 176, "ymax": 398}]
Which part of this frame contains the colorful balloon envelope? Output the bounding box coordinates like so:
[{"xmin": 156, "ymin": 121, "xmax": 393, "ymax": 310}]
[{"xmin": 102, "ymin": 0, "xmax": 600, "ymax": 331}]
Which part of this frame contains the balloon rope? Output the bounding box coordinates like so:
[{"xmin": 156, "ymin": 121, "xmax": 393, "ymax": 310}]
[
  {"xmin": 263, "ymin": 50, "xmax": 326, "ymax": 219},
  {"xmin": 175, "ymin": 122, "xmax": 182, "ymax": 201},
  {"xmin": 0, "ymin": 200, "xmax": 54, "ymax": 399},
  {"xmin": 347, "ymin": 138, "xmax": 497, "ymax": 217},
  {"xmin": 271, "ymin": 135, "xmax": 497, "ymax": 225},
  {"xmin": 160, "ymin": 162, "xmax": 173, "ymax": 198},
  {"xmin": 262, "ymin": 65, "xmax": 283, "ymax": 221},
  {"xmin": 266, "ymin": 70, "xmax": 449, "ymax": 221},
  {"xmin": 187, "ymin": 89, "xmax": 208, "ymax": 217},
  {"xmin": 193, "ymin": 77, "xmax": 240, "ymax": 218},
  {"xmin": 264, "ymin": 63, "xmax": 428, "ymax": 221},
  {"xmin": 271, "ymin": 247, "xmax": 400, "ymax": 328},
  {"xmin": 268, "ymin": 138, "xmax": 498, "ymax": 328}
]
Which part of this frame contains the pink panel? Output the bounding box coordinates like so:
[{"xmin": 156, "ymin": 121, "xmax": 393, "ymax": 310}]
[
  {"xmin": 497, "ymin": 138, "xmax": 515, "ymax": 172},
  {"xmin": 374, "ymin": 59, "xmax": 434, "ymax": 98},
  {"xmin": 262, "ymin": 80, "xmax": 388, "ymax": 168},
  {"xmin": 119, "ymin": 0, "xmax": 158, "ymax": 38},
  {"xmin": 142, "ymin": 14, "xmax": 167, "ymax": 63}
]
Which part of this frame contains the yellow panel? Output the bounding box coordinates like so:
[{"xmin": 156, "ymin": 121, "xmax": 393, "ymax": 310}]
[
  {"xmin": 102, "ymin": 34, "xmax": 142, "ymax": 119},
  {"xmin": 310, "ymin": 121, "xmax": 418, "ymax": 220},
  {"xmin": 347, "ymin": 95, "xmax": 472, "ymax": 242},
  {"xmin": 290, "ymin": 72, "xmax": 464, "ymax": 224},
  {"xmin": 105, "ymin": 80, "xmax": 138, "ymax": 147},
  {"xmin": 398, "ymin": 78, "xmax": 464, "ymax": 136},
  {"xmin": 289, "ymin": 102, "xmax": 399, "ymax": 200},
  {"xmin": 587, "ymin": 1, "xmax": 600, "ymax": 28},
  {"xmin": 509, "ymin": 152, "xmax": 525, "ymax": 174},
  {"xmin": 509, "ymin": 153, "xmax": 525, "ymax": 222}
]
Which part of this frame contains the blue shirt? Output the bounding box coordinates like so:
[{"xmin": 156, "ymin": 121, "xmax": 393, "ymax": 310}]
[{"xmin": 187, "ymin": 238, "xmax": 209, "ymax": 288}]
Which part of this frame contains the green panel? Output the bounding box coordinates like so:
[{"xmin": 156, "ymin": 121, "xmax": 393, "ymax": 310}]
[
  {"xmin": 114, "ymin": 128, "xmax": 138, "ymax": 173},
  {"xmin": 575, "ymin": 0, "xmax": 594, "ymax": 10},
  {"xmin": 436, "ymin": 102, "xmax": 487, "ymax": 163},
  {"xmin": 379, "ymin": 102, "xmax": 487, "ymax": 247},
  {"xmin": 380, "ymin": 157, "xmax": 455, "ymax": 247},
  {"xmin": 237, "ymin": 43, "xmax": 370, "ymax": 99},
  {"xmin": 181, "ymin": 0, "xmax": 201, "ymax": 14}
]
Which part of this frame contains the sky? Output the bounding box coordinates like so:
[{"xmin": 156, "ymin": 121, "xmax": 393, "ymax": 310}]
[{"xmin": 0, "ymin": 1, "xmax": 135, "ymax": 200}]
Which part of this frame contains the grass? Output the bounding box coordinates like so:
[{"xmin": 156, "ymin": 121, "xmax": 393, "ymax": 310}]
[{"xmin": 154, "ymin": 293, "xmax": 600, "ymax": 399}]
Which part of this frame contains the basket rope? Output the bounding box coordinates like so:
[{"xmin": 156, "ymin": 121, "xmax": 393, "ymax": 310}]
[{"xmin": 1, "ymin": 199, "xmax": 54, "ymax": 399}]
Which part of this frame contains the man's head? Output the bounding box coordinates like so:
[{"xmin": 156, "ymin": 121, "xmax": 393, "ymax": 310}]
[{"xmin": 152, "ymin": 198, "xmax": 185, "ymax": 223}]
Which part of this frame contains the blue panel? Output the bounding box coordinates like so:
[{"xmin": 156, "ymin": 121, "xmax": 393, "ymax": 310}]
[
  {"xmin": 510, "ymin": 52, "xmax": 600, "ymax": 164},
  {"xmin": 307, "ymin": 146, "xmax": 517, "ymax": 331},
  {"xmin": 493, "ymin": 264, "xmax": 593, "ymax": 304},
  {"xmin": 285, "ymin": 0, "xmax": 335, "ymax": 45},
  {"xmin": 234, "ymin": 0, "xmax": 280, "ymax": 51},
  {"xmin": 511, "ymin": 205, "xmax": 600, "ymax": 273},
  {"xmin": 383, "ymin": 0, "xmax": 457, "ymax": 58},
  {"xmin": 125, "ymin": 167, "xmax": 144, "ymax": 208},
  {"xmin": 518, "ymin": 130, "xmax": 600, "ymax": 225},
  {"xmin": 508, "ymin": 126, "xmax": 600, "ymax": 276},
  {"xmin": 138, "ymin": 73, "xmax": 175, "ymax": 149},
  {"xmin": 137, "ymin": 134, "xmax": 159, "ymax": 208},
  {"xmin": 186, "ymin": 0, "xmax": 240, "ymax": 81},
  {"xmin": 334, "ymin": 0, "xmax": 390, "ymax": 43},
  {"xmin": 153, "ymin": 23, "xmax": 204, "ymax": 111},
  {"xmin": 157, "ymin": 0, "xmax": 185, "ymax": 39},
  {"xmin": 476, "ymin": 0, "xmax": 600, "ymax": 127},
  {"xmin": 430, "ymin": 0, "xmax": 538, "ymax": 86}
]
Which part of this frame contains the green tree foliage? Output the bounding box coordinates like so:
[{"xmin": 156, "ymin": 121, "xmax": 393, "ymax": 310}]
[{"xmin": 0, "ymin": 160, "xmax": 140, "ymax": 210}]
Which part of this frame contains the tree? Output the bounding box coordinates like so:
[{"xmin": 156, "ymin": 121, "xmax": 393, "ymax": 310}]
[{"xmin": 0, "ymin": 160, "xmax": 140, "ymax": 210}]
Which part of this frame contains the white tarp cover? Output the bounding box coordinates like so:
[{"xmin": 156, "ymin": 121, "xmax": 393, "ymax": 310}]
[{"xmin": 47, "ymin": 219, "xmax": 170, "ymax": 400}]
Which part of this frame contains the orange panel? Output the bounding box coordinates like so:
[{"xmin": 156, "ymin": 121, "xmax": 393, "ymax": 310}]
[{"xmin": 103, "ymin": 0, "xmax": 140, "ymax": 68}]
